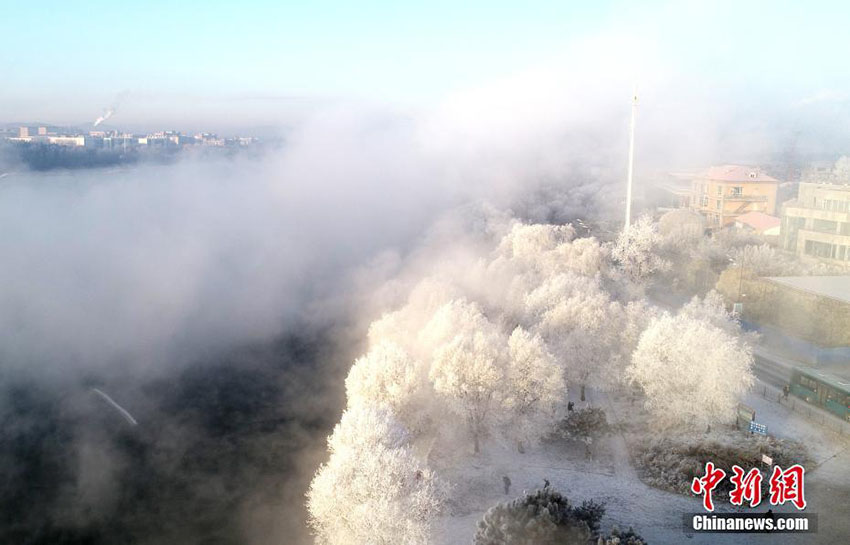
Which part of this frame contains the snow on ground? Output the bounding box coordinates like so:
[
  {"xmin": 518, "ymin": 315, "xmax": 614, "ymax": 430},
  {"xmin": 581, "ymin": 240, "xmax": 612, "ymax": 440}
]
[
  {"xmin": 743, "ymin": 384, "xmax": 846, "ymax": 464},
  {"xmin": 743, "ymin": 384, "xmax": 850, "ymax": 544},
  {"xmin": 433, "ymin": 387, "xmax": 850, "ymax": 544}
]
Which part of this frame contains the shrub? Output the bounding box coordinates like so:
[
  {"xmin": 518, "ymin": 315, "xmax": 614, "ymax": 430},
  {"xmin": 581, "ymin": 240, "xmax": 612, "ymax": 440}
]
[
  {"xmin": 473, "ymin": 488, "xmax": 605, "ymax": 545},
  {"xmin": 597, "ymin": 526, "xmax": 647, "ymax": 544},
  {"xmin": 632, "ymin": 433, "xmax": 808, "ymax": 498},
  {"xmin": 554, "ymin": 408, "xmax": 611, "ymax": 445}
]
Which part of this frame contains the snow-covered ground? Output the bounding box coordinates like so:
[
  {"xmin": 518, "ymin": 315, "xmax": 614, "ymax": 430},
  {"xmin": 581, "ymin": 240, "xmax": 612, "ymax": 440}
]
[{"xmin": 433, "ymin": 387, "xmax": 850, "ymax": 544}]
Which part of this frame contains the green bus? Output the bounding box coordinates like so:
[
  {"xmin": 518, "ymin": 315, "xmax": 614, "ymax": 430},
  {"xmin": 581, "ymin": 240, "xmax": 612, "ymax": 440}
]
[{"xmin": 790, "ymin": 367, "xmax": 850, "ymax": 422}]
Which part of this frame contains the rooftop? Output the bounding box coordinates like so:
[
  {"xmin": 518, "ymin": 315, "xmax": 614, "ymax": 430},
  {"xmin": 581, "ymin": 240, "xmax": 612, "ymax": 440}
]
[
  {"xmin": 735, "ymin": 211, "xmax": 780, "ymax": 231},
  {"xmin": 698, "ymin": 164, "xmax": 779, "ymax": 183},
  {"xmin": 800, "ymin": 181, "xmax": 850, "ymax": 192},
  {"xmin": 765, "ymin": 275, "xmax": 850, "ymax": 305}
]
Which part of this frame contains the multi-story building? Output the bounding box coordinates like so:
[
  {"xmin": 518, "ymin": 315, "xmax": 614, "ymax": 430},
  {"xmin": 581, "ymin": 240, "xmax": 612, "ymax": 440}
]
[
  {"xmin": 781, "ymin": 182, "xmax": 850, "ymax": 263},
  {"xmin": 47, "ymin": 135, "xmax": 88, "ymax": 147},
  {"xmin": 652, "ymin": 170, "xmax": 695, "ymax": 209},
  {"xmin": 689, "ymin": 165, "xmax": 779, "ymax": 228}
]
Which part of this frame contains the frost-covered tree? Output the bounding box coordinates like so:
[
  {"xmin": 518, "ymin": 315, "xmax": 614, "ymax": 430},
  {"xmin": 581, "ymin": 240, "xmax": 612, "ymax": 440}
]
[
  {"xmin": 832, "ymin": 156, "xmax": 850, "ymax": 181},
  {"xmin": 725, "ymin": 243, "xmax": 847, "ymax": 278},
  {"xmin": 728, "ymin": 244, "xmax": 797, "ymax": 277},
  {"xmin": 367, "ymin": 276, "xmax": 462, "ymax": 355},
  {"xmin": 493, "ymin": 222, "xmax": 577, "ymax": 274},
  {"xmin": 678, "ymin": 291, "xmax": 762, "ymax": 350},
  {"xmin": 611, "ymin": 214, "xmax": 669, "ymax": 283},
  {"xmin": 489, "ymin": 222, "xmax": 609, "ymax": 286},
  {"xmin": 803, "ymin": 155, "xmax": 850, "ymax": 183},
  {"xmin": 426, "ymin": 299, "xmax": 507, "ymax": 454},
  {"xmin": 622, "ymin": 299, "xmax": 660, "ymax": 354},
  {"xmin": 345, "ymin": 341, "xmax": 429, "ymax": 433},
  {"xmin": 678, "ymin": 291, "xmax": 745, "ymax": 335},
  {"xmin": 501, "ymin": 327, "xmax": 566, "ymax": 451},
  {"xmin": 527, "ymin": 274, "xmax": 631, "ymax": 401},
  {"xmin": 626, "ymin": 312, "xmax": 754, "ymax": 429},
  {"xmin": 473, "ymin": 488, "xmax": 605, "ymax": 545},
  {"xmin": 307, "ymin": 406, "xmax": 445, "ymax": 545},
  {"xmin": 658, "ymin": 209, "xmax": 706, "ymax": 249}
]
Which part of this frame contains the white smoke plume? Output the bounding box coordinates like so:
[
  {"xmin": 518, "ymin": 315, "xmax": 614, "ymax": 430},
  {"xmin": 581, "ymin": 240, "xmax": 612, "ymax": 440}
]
[
  {"xmin": 92, "ymin": 108, "xmax": 113, "ymax": 127},
  {"xmin": 93, "ymin": 90, "xmax": 129, "ymax": 127}
]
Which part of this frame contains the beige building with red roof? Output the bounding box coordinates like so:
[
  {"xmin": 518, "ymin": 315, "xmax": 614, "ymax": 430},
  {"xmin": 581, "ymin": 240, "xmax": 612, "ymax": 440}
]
[{"xmin": 688, "ymin": 165, "xmax": 780, "ymax": 228}]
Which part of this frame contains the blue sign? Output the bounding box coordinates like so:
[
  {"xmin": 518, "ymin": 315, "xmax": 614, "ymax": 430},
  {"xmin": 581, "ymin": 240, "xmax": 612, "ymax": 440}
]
[{"xmin": 749, "ymin": 421, "xmax": 768, "ymax": 435}]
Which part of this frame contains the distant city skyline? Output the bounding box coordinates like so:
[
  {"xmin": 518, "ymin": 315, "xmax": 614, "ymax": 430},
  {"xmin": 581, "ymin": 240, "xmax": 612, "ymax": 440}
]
[
  {"xmin": 3, "ymin": 1, "xmax": 850, "ymax": 132},
  {"xmin": 1, "ymin": 119, "xmax": 282, "ymax": 140}
]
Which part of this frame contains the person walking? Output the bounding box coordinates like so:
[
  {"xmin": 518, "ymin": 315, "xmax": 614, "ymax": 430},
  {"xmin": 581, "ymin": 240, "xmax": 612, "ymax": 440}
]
[{"xmin": 502, "ymin": 475, "xmax": 511, "ymax": 495}]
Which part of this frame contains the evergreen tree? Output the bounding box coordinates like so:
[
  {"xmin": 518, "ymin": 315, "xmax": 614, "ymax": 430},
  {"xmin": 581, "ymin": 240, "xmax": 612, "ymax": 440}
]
[
  {"xmin": 473, "ymin": 488, "xmax": 604, "ymax": 545},
  {"xmin": 597, "ymin": 527, "xmax": 647, "ymax": 545}
]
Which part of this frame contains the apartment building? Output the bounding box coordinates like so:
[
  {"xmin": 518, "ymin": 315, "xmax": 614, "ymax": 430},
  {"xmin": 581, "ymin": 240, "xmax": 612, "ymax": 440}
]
[
  {"xmin": 689, "ymin": 165, "xmax": 779, "ymax": 228},
  {"xmin": 781, "ymin": 182, "xmax": 850, "ymax": 263}
]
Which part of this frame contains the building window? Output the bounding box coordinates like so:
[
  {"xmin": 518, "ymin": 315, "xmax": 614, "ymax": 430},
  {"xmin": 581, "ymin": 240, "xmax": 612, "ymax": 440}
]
[
  {"xmin": 805, "ymin": 240, "xmax": 835, "ymax": 258},
  {"xmin": 716, "ymin": 199, "xmax": 721, "ymax": 209},
  {"xmin": 785, "ymin": 216, "xmax": 806, "ymax": 251},
  {"xmin": 717, "ymin": 186, "xmax": 722, "ymax": 196},
  {"xmin": 813, "ymin": 219, "xmax": 838, "ymax": 233},
  {"xmin": 730, "ymin": 186, "xmax": 743, "ymax": 196}
]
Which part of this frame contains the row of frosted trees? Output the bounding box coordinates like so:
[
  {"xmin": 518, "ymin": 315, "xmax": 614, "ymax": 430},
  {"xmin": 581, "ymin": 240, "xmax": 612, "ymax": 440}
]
[{"xmin": 307, "ymin": 217, "xmax": 755, "ymax": 545}]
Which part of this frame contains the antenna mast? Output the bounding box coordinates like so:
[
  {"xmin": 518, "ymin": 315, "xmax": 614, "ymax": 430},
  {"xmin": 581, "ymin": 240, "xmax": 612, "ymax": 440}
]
[{"xmin": 624, "ymin": 87, "xmax": 638, "ymax": 229}]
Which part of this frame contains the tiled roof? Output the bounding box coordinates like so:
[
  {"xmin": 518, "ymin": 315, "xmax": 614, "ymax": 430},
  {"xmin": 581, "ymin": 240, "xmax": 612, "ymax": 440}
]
[
  {"xmin": 735, "ymin": 211, "xmax": 780, "ymax": 231},
  {"xmin": 698, "ymin": 165, "xmax": 779, "ymax": 183}
]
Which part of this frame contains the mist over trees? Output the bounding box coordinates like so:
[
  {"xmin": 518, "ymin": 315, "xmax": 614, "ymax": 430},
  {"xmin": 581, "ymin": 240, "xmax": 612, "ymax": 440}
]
[
  {"xmin": 0, "ymin": 51, "xmax": 795, "ymax": 544},
  {"xmin": 4, "ymin": 2, "xmax": 850, "ymax": 542},
  {"xmin": 308, "ymin": 214, "xmax": 757, "ymax": 544}
]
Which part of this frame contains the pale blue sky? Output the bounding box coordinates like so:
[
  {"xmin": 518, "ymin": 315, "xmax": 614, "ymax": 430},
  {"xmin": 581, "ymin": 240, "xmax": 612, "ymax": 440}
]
[{"xmin": 2, "ymin": 1, "xmax": 849, "ymax": 130}]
